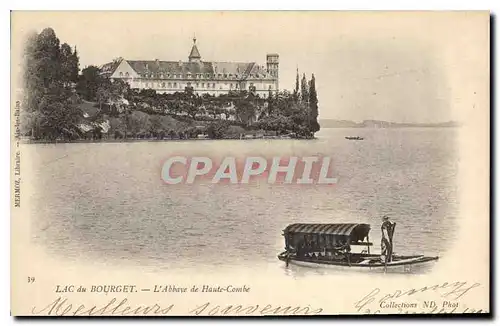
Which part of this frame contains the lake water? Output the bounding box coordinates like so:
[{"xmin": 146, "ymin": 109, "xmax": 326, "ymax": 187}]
[{"xmin": 26, "ymin": 128, "xmax": 458, "ymax": 275}]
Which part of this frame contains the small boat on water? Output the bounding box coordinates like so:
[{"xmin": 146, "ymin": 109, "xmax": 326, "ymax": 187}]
[
  {"xmin": 345, "ymin": 136, "xmax": 364, "ymax": 140},
  {"xmin": 277, "ymin": 223, "xmax": 438, "ymax": 272}
]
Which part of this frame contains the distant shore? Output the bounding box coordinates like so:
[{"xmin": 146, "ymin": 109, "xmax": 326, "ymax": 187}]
[{"xmin": 319, "ymin": 119, "xmax": 461, "ymax": 128}]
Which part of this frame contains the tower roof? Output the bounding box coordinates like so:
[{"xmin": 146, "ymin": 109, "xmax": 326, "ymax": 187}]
[{"xmin": 189, "ymin": 36, "xmax": 201, "ymax": 61}]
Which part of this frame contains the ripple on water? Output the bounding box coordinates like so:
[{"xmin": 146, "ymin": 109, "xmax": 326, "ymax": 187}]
[{"xmin": 28, "ymin": 128, "xmax": 458, "ymax": 273}]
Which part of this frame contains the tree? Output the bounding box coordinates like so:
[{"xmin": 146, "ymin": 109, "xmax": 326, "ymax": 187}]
[
  {"xmin": 35, "ymin": 28, "xmax": 63, "ymax": 89},
  {"xmin": 184, "ymin": 102, "xmax": 199, "ymax": 119},
  {"xmin": 178, "ymin": 89, "xmax": 200, "ymax": 119},
  {"xmin": 77, "ymin": 65, "xmax": 102, "ymax": 101},
  {"xmin": 96, "ymin": 77, "xmax": 130, "ymax": 113},
  {"xmin": 96, "ymin": 79, "xmax": 113, "ymax": 112},
  {"xmin": 308, "ymin": 73, "xmax": 320, "ymax": 133},
  {"xmin": 36, "ymin": 90, "xmax": 82, "ymax": 140},
  {"xmin": 128, "ymin": 111, "xmax": 151, "ymax": 138},
  {"xmin": 21, "ymin": 27, "xmax": 83, "ymax": 140},
  {"xmin": 234, "ymin": 97, "xmax": 256, "ymax": 125},
  {"xmin": 22, "ymin": 31, "xmax": 41, "ymax": 112},
  {"xmin": 149, "ymin": 114, "xmax": 163, "ymax": 137},
  {"xmin": 300, "ymin": 73, "xmax": 308, "ymax": 103},
  {"xmin": 266, "ymin": 88, "xmax": 274, "ymax": 116},
  {"xmin": 184, "ymin": 85, "xmax": 194, "ymax": 95},
  {"xmin": 111, "ymin": 79, "xmax": 130, "ymax": 99},
  {"xmin": 22, "ymin": 28, "xmax": 61, "ymax": 117},
  {"xmin": 20, "ymin": 110, "xmax": 42, "ymax": 137},
  {"xmin": 60, "ymin": 43, "xmax": 79, "ymax": 86},
  {"xmin": 151, "ymin": 93, "xmax": 169, "ymax": 114},
  {"xmin": 169, "ymin": 98, "xmax": 183, "ymax": 116},
  {"xmin": 207, "ymin": 121, "xmax": 229, "ymax": 139},
  {"xmin": 71, "ymin": 47, "xmax": 80, "ymax": 83},
  {"xmin": 108, "ymin": 116, "xmax": 127, "ymax": 139},
  {"xmin": 293, "ymin": 67, "xmax": 299, "ymax": 101}
]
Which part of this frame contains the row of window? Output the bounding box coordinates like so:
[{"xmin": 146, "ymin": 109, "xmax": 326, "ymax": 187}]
[
  {"xmin": 142, "ymin": 82, "xmax": 218, "ymax": 89},
  {"xmin": 139, "ymin": 82, "xmax": 273, "ymax": 90},
  {"xmin": 118, "ymin": 71, "xmax": 273, "ymax": 79}
]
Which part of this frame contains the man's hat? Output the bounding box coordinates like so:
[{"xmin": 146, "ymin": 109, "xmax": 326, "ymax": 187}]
[{"xmin": 382, "ymin": 215, "xmax": 389, "ymax": 221}]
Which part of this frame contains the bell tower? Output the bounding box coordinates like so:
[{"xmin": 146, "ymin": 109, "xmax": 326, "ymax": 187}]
[
  {"xmin": 266, "ymin": 53, "xmax": 279, "ymax": 91},
  {"xmin": 188, "ymin": 36, "xmax": 202, "ymax": 63}
]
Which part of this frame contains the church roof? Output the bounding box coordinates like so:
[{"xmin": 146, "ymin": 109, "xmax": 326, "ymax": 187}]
[
  {"xmin": 128, "ymin": 60, "xmax": 213, "ymax": 75},
  {"xmin": 105, "ymin": 59, "xmax": 275, "ymax": 81}
]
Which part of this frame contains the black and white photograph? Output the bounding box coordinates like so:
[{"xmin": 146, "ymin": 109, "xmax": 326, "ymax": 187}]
[{"xmin": 10, "ymin": 11, "xmax": 490, "ymax": 316}]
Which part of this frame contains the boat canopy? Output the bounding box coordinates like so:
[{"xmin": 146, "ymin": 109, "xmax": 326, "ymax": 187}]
[{"xmin": 283, "ymin": 223, "xmax": 371, "ymax": 245}]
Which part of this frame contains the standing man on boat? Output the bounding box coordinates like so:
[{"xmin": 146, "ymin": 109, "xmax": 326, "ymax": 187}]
[{"xmin": 381, "ymin": 215, "xmax": 396, "ymax": 263}]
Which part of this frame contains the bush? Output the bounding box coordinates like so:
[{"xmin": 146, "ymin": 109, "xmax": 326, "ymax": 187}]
[
  {"xmin": 225, "ymin": 125, "xmax": 246, "ymax": 138},
  {"xmin": 207, "ymin": 121, "xmax": 229, "ymax": 139},
  {"xmin": 114, "ymin": 130, "xmax": 124, "ymax": 139}
]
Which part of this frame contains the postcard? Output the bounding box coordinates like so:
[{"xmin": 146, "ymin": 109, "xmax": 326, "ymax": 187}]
[{"xmin": 10, "ymin": 11, "xmax": 490, "ymax": 316}]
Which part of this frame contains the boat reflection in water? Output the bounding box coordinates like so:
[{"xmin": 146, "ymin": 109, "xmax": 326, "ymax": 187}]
[{"xmin": 277, "ymin": 223, "xmax": 438, "ymax": 273}]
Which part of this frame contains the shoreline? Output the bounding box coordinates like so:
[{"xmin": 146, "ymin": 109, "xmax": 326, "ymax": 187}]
[{"xmin": 20, "ymin": 136, "xmax": 317, "ymax": 145}]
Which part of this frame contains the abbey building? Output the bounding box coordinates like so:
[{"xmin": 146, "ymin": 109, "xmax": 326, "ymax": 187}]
[{"xmin": 100, "ymin": 37, "xmax": 279, "ymax": 98}]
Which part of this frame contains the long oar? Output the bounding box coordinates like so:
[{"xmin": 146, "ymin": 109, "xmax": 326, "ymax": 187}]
[
  {"xmin": 389, "ymin": 223, "xmax": 397, "ymax": 261},
  {"xmin": 384, "ymin": 241, "xmax": 388, "ymax": 273}
]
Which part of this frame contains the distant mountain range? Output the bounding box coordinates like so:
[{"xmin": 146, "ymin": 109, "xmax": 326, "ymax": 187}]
[{"xmin": 319, "ymin": 119, "xmax": 461, "ymax": 128}]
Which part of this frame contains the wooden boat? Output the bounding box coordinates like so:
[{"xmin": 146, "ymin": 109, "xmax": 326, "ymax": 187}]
[
  {"xmin": 345, "ymin": 136, "xmax": 364, "ymax": 140},
  {"xmin": 277, "ymin": 223, "xmax": 438, "ymax": 272}
]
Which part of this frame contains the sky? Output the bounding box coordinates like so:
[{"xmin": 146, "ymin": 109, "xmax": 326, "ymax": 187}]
[{"xmin": 11, "ymin": 11, "xmax": 489, "ymax": 122}]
